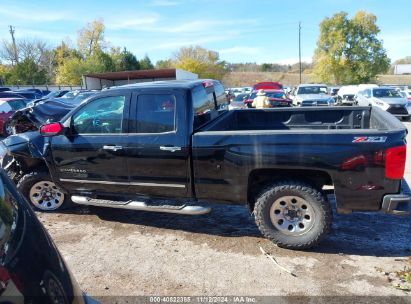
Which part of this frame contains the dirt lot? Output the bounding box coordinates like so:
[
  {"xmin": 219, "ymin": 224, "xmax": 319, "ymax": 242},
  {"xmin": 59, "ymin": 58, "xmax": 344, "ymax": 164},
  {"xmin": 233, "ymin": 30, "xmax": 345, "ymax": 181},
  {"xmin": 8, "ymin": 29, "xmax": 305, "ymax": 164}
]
[{"xmin": 37, "ymin": 122, "xmax": 411, "ymax": 299}]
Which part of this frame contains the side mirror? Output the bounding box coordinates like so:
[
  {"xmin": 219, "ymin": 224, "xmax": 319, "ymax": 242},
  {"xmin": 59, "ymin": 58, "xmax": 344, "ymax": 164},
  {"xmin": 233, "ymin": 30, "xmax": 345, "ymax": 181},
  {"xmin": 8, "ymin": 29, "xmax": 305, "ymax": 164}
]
[{"xmin": 40, "ymin": 122, "xmax": 64, "ymax": 136}]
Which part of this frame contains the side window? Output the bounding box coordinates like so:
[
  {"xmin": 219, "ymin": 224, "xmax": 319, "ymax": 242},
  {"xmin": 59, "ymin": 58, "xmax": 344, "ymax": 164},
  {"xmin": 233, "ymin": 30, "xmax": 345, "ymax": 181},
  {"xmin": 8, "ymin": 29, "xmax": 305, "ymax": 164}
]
[
  {"xmin": 136, "ymin": 94, "xmax": 176, "ymax": 133},
  {"xmin": 72, "ymin": 95, "xmax": 125, "ymax": 134},
  {"xmin": 192, "ymin": 86, "xmax": 215, "ymax": 129}
]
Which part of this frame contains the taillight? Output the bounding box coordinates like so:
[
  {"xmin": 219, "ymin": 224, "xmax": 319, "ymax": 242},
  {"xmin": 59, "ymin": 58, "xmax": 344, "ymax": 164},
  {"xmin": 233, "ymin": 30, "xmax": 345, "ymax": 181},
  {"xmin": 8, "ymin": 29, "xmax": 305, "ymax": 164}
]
[
  {"xmin": 40, "ymin": 122, "xmax": 63, "ymax": 136},
  {"xmin": 385, "ymin": 145, "xmax": 406, "ymax": 179}
]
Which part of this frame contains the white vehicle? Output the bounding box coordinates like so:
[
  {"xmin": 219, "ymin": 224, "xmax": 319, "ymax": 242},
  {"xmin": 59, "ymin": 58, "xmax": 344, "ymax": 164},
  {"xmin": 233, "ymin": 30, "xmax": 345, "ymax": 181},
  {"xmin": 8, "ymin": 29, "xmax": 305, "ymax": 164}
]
[
  {"xmin": 337, "ymin": 85, "xmax": 361, "ymax": 105},
  {"xmin": 356, "ymin": 87, "xmax": 410, "ymax": 121},
  {"xmin": 242, "ymin": 87, "xmax": 252, "ymax": 94},
  {"xmin": 230, "ymin": 87, "xmax": 243, "ymax": 97},
  {"xmin": 291, "ymin": 84, "xmax": 334, "ymax": 106}
]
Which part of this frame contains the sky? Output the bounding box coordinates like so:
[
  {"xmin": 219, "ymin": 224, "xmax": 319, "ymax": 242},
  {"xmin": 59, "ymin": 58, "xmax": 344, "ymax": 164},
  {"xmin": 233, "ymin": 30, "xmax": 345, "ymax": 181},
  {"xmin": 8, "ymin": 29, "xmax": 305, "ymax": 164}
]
[{"xmin": 0, "ymin": 0, "xmax": 410, "ymax": 65}]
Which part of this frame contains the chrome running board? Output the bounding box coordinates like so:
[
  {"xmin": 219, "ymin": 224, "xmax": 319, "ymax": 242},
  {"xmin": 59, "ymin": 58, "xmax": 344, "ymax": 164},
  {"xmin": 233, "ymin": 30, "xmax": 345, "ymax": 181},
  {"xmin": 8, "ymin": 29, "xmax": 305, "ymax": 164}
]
[{"xmin": 71, "ymin": 196, "xmax": 211, "ymax": 215}]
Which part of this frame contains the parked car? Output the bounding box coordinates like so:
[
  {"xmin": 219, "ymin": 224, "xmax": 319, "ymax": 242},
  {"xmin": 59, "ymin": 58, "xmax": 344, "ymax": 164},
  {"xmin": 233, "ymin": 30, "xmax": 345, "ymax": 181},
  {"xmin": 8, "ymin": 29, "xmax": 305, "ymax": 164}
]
[
  {"xmin": 9, "ymin": 98, "xmax": 83, "ymax": 134},
  {"xmin": 0, "ymin": 92, "xmax": 25, "ymax": 99},
  {"xmin": 59, "ymin": 90, "xmax": 89, "ymax": 100},
  {"xmin": 337, "ymin": 85, "xmax": 361, "ymax": 105},
  {"xmin": 242, "ymin": 87, "xmax": 252, "ymax": 94},
  {"xmin": 327, "ymin": 86, "xmax": 340, "ymax": 100},
  {"xmin": 356, "ymin": 87, "xmax": 410, "ymax": 121},
  {"xmin": 43, "ymin": 90, "xmax": 70, "ymax": 99},
  {"xmin": 1, "ymin": 79, "xmax": 409, "ymax": 250},
  {"xmin": 400, "ymin": 90, "xmax": 411, "ymax": 101},
  {"xmin": 228, "ymin": 93, "xmax": 248, "ymax": 110},
  {"xmin": 0, "ymin": 87, "xmax": 11, "ymax": 92},
  {"xmin": 245, "ymin": 90, "xmax": 292, "ymax": 107},
  {"xmin": 12, "ymin": 91, "xmax": 42, "ymax": 101},
  {"xmin": 252, "ymin": 82, "xmax": 283, "ymax": 91},
  {"xmin": 0, "ymin": 98, "xmax": 27, "ymax": 136},
  {"xmin": 230, "ymin": 87, "xmax": 243, "ymax": 97},
  {"xmin": 16, "ymin": 88, "xmax": 44, "ymax": 96},
  {"xmin": 0, "ymin": 168, "xmax": 91, "ymax": 303},
  {"xmin": 291, "ymin": 84, "xmax": 334, "ymax": 106}
]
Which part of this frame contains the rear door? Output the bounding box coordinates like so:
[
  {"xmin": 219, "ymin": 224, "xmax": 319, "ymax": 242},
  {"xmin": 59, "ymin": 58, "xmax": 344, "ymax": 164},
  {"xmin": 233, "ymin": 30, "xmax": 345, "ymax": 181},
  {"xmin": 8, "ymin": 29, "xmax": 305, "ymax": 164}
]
[
  {"xmin": 50, "ymin": 91, "xmax": 131, "ymax": 194},
  {"xmin": 125, "ymin": 89, "xmax": 190, "ymax": 198}
]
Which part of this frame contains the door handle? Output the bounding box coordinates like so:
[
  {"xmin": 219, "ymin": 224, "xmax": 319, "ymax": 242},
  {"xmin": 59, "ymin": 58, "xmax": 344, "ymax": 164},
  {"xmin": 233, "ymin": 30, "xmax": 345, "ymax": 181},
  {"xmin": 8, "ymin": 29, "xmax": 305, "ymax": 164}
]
[
  {"xmin": 160, "ymin": 146, "xmax": 181, "ymax": 152},
  {"xmin": 103, "ymin": 145, "xmax": 123, "ymax": 152}
]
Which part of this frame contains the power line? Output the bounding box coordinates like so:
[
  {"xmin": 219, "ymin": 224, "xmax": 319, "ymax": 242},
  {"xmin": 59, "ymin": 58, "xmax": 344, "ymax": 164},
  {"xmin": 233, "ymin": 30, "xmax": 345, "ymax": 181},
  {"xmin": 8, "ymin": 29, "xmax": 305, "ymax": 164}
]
[{"xmin": 299, "ymin": 21, "xmax": 302, "ymax": 84}]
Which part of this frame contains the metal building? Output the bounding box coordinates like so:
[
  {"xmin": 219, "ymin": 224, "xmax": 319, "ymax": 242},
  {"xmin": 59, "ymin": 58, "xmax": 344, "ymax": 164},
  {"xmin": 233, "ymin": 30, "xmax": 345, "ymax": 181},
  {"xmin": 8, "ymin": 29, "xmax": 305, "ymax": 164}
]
[
  {"xmin": 393, "ymin": 64, "xmax": 411, "ymax": 75},
  {"xmin": 82, "ymin": 68, "xmax": 198, "ymax": 90}
]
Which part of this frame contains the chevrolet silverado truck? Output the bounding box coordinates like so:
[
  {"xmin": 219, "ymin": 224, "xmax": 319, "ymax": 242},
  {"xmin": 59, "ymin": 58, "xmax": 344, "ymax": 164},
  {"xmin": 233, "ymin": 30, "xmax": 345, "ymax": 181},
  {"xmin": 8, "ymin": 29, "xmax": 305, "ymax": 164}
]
[{"xmin": 0, "ymin": 79, "xmax": 410, "ymax": 250}]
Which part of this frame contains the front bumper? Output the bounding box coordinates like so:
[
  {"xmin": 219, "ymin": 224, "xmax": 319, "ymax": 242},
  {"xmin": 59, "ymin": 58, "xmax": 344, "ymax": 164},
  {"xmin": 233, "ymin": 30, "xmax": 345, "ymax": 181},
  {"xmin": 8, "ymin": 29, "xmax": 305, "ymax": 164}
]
[{"xmin": 381, "ymin": 179, "xmax": 411, "ymax": 215}]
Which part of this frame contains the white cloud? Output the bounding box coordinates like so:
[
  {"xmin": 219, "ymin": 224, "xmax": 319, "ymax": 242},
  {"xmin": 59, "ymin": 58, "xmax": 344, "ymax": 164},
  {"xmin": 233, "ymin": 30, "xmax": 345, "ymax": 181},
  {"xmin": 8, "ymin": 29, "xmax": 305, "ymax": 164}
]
[
  {"xmin": 107, "ymin": 15, "xmax": 160, "ymax": 29},
  {"xmin": 0, "ymin": 6, "xmax": 69, "ymax": 22}
]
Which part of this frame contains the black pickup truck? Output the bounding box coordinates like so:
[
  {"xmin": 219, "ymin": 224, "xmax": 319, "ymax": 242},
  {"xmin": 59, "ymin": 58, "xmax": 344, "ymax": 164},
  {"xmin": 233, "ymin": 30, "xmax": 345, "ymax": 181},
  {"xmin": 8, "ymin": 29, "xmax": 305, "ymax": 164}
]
[{"xmin": 0, "ymin": 79, "xmax": 409, "ymax": 249}]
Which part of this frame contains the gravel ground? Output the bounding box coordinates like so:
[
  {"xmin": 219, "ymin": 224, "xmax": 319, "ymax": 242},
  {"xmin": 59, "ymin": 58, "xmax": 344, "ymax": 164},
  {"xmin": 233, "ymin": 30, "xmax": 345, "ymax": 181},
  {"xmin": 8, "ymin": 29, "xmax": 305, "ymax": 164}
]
[{"xmin": 37, "ymin": 122, "xmax": 411, "ymax": 299}]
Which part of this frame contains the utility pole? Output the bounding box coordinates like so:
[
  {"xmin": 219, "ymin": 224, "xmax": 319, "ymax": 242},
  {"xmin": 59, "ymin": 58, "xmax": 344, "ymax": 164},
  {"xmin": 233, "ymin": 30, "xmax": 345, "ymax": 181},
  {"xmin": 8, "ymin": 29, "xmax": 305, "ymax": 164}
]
[
  {"xmin": 298, "ymin": 22, "xmax": 302, "ymax": 84},
  {"xmin": 9, "ymin": 25, "xmax": 18, "ymax": 65}
]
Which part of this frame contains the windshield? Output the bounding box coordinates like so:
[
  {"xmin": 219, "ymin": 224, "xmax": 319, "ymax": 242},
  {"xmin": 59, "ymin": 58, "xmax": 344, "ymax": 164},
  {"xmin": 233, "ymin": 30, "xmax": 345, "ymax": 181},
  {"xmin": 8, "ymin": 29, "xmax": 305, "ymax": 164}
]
[
  {"xmin": 61, "ymin": 91, "xmax": 79, "ymax": 99},
  {"xmin": 373, "ymin": 88, "xmax": 402, "ymax": 98},
  {"xmin": 234, "ymin": 94, "xmax": 248, "ymax": 101},
  {"xmin": 266, "ymin": 92, "xmax": 286, "ymax": 99},
  {"xmin": 73, "ymin": 92, "xmax": 95, "ymax": 102},
  {"xmin": 297, "ymin": 86, "xmax": 328, "ymax": 95}
]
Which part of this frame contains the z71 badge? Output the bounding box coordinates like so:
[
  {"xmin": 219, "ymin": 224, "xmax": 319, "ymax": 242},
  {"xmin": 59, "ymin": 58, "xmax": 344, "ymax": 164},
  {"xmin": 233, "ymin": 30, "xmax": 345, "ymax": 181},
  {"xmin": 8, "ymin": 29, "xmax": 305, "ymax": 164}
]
[{"xmin": 352, "ymin": 136, "xmax": 387, "ymax": 143}]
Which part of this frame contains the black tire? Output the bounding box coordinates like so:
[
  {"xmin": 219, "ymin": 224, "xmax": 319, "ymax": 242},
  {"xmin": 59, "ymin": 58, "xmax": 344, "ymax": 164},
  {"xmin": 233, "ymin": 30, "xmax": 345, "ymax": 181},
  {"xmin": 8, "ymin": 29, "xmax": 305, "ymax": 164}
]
[
  {"xmin": 3, "ymin": 120, "xmax": 14, "ymax": 136},
  {"xmin": 17, "ymin": 171, "xmax": 73, "ymax": 212},
  {"xmin": 402, "ymin": 116, "xmax": 410, "ymax": 122},
  {"xmin": 254, "ymin": 181, "xmax": 332, "ymax": 250}
]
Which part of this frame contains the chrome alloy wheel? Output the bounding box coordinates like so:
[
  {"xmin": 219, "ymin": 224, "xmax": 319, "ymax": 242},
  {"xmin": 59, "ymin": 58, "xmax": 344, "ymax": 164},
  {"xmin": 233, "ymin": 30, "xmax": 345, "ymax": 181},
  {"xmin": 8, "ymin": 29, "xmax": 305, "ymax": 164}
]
[
  {"xmin": 4, "ymin": 122, "xmax": 13, "ymax": 136},
  {"xmin": 269, "ymin": 196, "xmax": 315, "ymax": 236},
  {"xmin": 29, "ymin": 181, "xmax": 65, "ymax": 211}
]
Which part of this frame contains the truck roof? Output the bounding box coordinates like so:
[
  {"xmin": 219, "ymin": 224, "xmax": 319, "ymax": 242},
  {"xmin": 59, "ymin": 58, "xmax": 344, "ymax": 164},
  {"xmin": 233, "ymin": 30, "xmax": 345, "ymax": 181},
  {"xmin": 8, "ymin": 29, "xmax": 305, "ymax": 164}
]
[{"xmin": 111, "ymin": 79, "xmax": 210, "ymax": 91}]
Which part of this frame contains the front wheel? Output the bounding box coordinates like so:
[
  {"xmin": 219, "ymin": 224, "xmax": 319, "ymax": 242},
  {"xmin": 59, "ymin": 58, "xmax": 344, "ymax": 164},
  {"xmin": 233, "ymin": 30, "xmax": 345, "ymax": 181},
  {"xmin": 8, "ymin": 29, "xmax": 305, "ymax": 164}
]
[
  {"xmin": 17, "ymin": 171, "xmax": 72, "ymax": 211},
  {"xmin": 3, "ymin": 120, "xmax": 14, "ymax": 136},
  {"xmin": 254, "ymin": 181, "xmax": 332, "ymax": 250}
]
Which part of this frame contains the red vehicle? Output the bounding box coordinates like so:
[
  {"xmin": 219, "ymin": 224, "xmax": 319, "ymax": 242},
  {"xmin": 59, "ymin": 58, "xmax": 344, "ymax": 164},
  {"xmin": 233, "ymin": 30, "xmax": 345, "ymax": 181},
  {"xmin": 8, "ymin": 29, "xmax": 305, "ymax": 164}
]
[
  {"xmin": 244, "ymin": 89, "xmax": 292, "ymax": 107},
  {"xmin": 0, "ymin": 98, "xmax": 27, "ymax": 136},
  {"xmin": 252, "ymin": 81, "xmax": 283, "ymax": 91}
]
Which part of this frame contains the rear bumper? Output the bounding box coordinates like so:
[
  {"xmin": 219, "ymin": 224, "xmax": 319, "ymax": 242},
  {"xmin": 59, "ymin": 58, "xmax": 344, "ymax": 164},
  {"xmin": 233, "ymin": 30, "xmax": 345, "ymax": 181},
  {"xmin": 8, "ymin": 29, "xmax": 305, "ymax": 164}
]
[{"xmin": 381, "ymin": 179, "xmax": 411, "ymax": 215}]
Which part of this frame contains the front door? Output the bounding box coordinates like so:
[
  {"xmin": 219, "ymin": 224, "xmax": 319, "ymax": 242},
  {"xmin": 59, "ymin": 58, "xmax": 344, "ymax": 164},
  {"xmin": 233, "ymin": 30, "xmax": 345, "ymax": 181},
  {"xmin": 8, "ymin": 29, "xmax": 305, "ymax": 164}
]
[
  {"xmin": 125, "ymin": 90, "xmax": 190, "ymax": 198},
  {"xmin": 50, "ymin": 92, "xmax": 131, "ymax": 194}
]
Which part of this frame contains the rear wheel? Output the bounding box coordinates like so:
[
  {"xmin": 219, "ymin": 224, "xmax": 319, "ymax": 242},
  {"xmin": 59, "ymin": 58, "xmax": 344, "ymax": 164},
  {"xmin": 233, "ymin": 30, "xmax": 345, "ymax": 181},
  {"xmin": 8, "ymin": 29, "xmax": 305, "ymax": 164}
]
[
  {"xmin": 254, "ymin": 181, "xmax": 332, "ymax": 250},
  {"xmin": 17, "ymin": 171, "xmax": 72, "ymax": 211}
]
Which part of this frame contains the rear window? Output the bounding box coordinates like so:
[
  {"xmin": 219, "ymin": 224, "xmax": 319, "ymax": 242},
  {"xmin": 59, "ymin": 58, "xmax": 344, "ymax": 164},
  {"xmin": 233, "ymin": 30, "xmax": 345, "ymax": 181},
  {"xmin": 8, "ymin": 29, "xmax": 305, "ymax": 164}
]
[
  {"xmin": 192, "ymin": 86, "xmax": 216, "ymax": 129},
  {"xmin": 136, "ymin": 94, "xmax": 176, "ymax": 133},
  {"xmin": 214, "ymin": 82, "xmax": 229, "ymax": 111}
]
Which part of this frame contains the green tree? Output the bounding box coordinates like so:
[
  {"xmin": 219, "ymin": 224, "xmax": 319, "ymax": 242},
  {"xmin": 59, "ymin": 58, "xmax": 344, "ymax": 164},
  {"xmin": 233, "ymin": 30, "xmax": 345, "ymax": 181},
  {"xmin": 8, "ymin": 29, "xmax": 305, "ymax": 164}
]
[
  {"xmin": 139, "ymin": 55, "xmax": 154, "ymax": 70},
  {"xmin": 173, "ymin": 45, "xmax": 227, "ymax": 79},
  {"xmin": 77, "ymin": 19, "xmax": 107, "ymax": 57},
  {"xmin": 6, "ymin": 58, "xmax": 48, "ymax": 85},
  {"xmin": 111, "ymin": 47, "xmax": 140, "ymax": 71},
  {"xmin": 313, "ymin": 11, "xmax": 390, "ymax": 84},
  {"xmin": 155, "ymin": 59, "xmax": 173, "ymax": 69}
]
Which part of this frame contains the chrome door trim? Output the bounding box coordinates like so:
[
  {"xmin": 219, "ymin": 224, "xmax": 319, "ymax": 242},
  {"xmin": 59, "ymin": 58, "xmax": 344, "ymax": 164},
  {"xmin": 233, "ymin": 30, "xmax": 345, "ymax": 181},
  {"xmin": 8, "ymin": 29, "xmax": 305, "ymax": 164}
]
[{"xmin": 60, "ymin": 178, "xmax": 186, "ymax": 188}]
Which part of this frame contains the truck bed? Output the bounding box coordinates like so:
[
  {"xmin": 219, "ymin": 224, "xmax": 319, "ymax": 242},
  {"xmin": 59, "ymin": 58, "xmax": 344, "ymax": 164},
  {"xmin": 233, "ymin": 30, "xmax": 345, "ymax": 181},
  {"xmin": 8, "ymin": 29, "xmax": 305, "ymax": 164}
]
[
  {"xmin": 192, "ymin": 106, "xmax": 407, "ymax": 212},
  {"xmin": 201, "ymin": 106, "xmax": 402, "ymax": 132}
]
